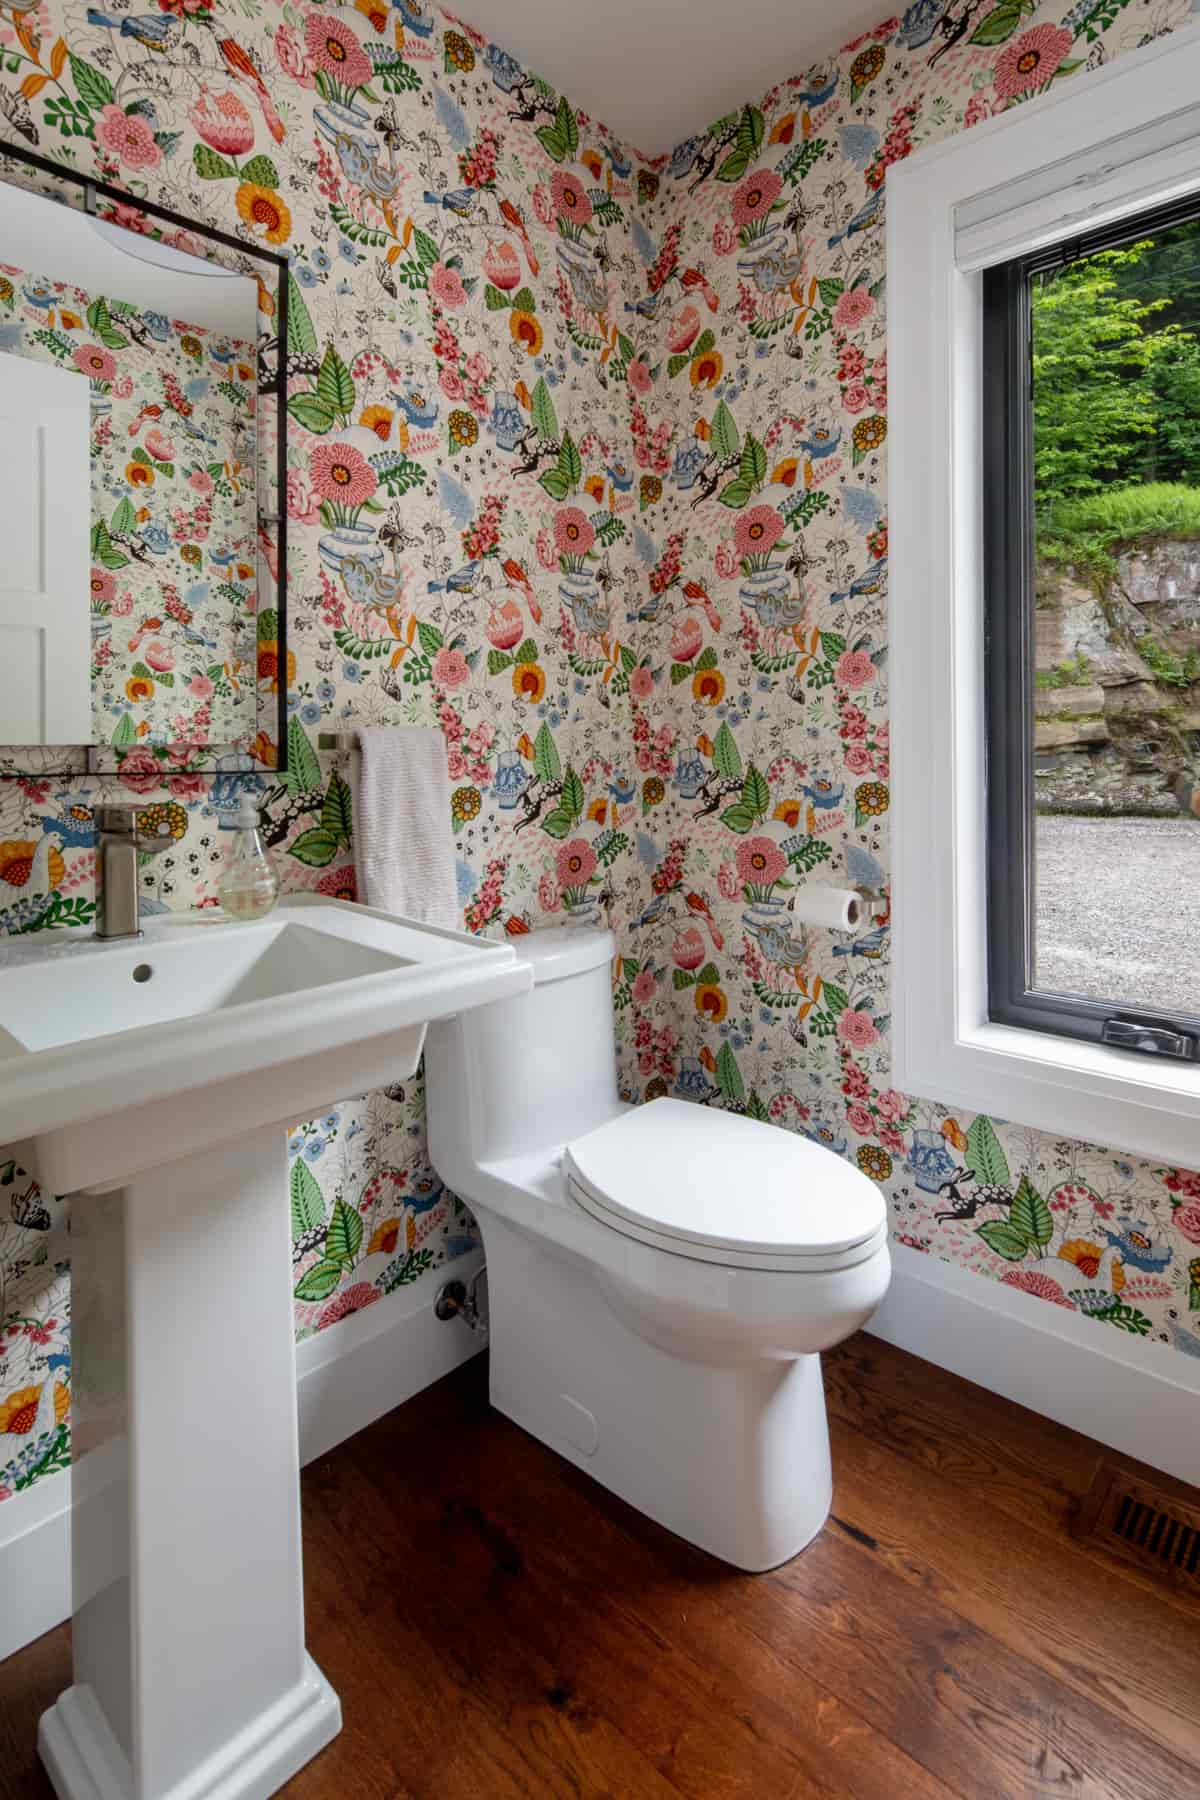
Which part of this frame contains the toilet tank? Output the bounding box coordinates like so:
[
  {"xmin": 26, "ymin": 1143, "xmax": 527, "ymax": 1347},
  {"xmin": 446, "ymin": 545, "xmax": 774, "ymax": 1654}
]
[{"xmin": 425, "ymin": 925, "xmax": 620, "ymax": 1172}]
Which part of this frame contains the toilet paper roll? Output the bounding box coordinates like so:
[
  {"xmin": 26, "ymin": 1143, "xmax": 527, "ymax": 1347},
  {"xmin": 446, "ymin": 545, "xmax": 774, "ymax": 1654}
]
[{"xmin": 790, "ymin": 886, "xmax": 864, "ymax": 932}]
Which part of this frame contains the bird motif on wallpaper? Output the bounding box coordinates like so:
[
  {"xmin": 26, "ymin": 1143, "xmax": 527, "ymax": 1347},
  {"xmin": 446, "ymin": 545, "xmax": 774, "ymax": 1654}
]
[
  {"xmin": 0, "ymin": 834, "xmax": 64, "ymax": 936},
  {"xmin": 86, "ymin": 9, "xmax": 178, "ymax": 50},
  {"xmin": 1060, "ymin": 1243, "xmax": 1129, "ymax": 1316},
  {"xmin": 218, "ymin": 38, "xmax": 286, "ymax": 146},
  {"xmin": 496, "ymin": 198, "xmax": 540, "ymax": 277},
  {"xmin": 831, "ymin": 556, "xmax": 889, "ymax": 606},
  {"xmin": 684, "ymin": 891, "xmax": 724, "ymax": 953},
  {"xmin": 827, "ymin": 186, "xmax": 884, "ymax": 249}
]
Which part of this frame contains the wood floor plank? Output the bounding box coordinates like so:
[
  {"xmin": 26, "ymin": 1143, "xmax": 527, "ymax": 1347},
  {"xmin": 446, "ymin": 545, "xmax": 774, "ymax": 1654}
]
[{"xmin": 826, "ymin": 1413, "xmax": 1200, "ymax": 1768}]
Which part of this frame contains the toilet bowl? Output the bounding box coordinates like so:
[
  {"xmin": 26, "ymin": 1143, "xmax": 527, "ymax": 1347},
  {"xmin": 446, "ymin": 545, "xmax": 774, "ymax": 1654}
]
[{"xmin": 425, "ymin": 925, "xmax": 890, "ymax": 1572}]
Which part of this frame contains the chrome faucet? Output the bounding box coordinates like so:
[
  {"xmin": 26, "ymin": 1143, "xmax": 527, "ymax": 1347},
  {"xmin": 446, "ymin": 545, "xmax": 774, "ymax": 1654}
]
[{"xmin": 95, "ymin": 804, "xmax": 176, "ymax": 940}]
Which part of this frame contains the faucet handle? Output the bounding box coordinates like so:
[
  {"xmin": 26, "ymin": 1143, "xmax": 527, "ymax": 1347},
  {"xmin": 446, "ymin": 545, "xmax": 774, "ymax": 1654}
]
[{"xmin": 96, "ymin": 804, "xmax": 138, "ymax": 835}]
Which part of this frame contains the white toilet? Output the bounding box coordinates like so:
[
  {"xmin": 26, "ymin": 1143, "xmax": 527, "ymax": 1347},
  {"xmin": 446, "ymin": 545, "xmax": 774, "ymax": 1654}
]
[{"xmin": 425, "ymin": 925, "xmax": 890, "ymax": 1571}]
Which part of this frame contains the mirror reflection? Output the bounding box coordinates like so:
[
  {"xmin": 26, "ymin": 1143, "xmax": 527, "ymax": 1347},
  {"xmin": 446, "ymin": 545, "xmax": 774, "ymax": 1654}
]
[{"xmin": 0, "ymin": 177, "xmax": 260, "ymax": 752}]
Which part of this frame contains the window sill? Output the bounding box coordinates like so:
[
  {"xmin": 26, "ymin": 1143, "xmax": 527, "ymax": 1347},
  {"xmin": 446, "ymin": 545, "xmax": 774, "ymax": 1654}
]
[{"xmin": 898, "ymin": 1015, "xmax": 1200, "ymax": 1167}]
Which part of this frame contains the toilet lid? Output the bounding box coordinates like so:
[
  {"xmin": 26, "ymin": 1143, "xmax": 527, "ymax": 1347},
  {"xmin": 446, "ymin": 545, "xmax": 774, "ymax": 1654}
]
[{"xmin": 563, "ymin": 1098, "xmax": 886, "ymax": 1269}]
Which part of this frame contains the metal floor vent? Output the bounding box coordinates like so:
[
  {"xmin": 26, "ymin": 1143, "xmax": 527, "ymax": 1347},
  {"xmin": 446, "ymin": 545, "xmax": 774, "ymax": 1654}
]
[{"xmin": 1073, "ymin": 1464, "xmax": 1200, "ymax": 1592}]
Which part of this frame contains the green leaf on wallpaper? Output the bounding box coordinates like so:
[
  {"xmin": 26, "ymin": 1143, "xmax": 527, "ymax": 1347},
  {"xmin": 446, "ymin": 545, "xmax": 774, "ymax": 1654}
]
[
  {"xmin": 91, "ymin": 520, "xmax": 129, "ymax": 570},
  {"xmin": 287, "ymin": 273, "xmax": 319, "ymax": 360},
  {"xmin": 531, "ymin": 377, "xmax": 558, "ymax": 443},
  {"xmin": 293, "ymin": 1259, "xmax": 343, "ymax": 1302},
  {"xmin": 720, "ymin": 801, "xmax": 757, "ymax": 834},
  {"xmin": 416, "ymin": 619, "xmax": 444, "ymax": 657},
  {"xmin": 290, "ymin": 1159, "xmax": 325, "ymax": 1239},
  {"xmin": 538, "ymin": 467, "xmax": 570, "ymax": 502},
  {"xmin": 321, "ymin": 772, "xmax": 353, "ymax": 848},
  {"xmin": 742, "ymin": 763, "xmax": 769, "ymax": 817},
  {"xmin": 111, "ymin": 713, "xmax": 136, "ymax": 748},
  {"xmin": 746, "ymin": 1090, "xmax": 770, "ymax": 1123},
  {"xmin": 737, "ymin": 103, "xmax": 765, "ymax": 161},
  {"xmin": 540, "ymin": 807, "xmax": 574, "ymax": 839},
  {"xmin": 410, "ymin": 226, "xmax": 440, "ymax": 270},
  {"xmin": 712, "ymin": 720, "xmax": 742, "ymax": 781},
  {"xmin": 325, "ymin": 1197, "xmax": 363, "ymax": 1266},
  {"xmin": 86, "ymin": 295, "xmax": 127, "ymax": 350},
  {"xmin": 667, "ymin": 351, "xmax": 691, "ymax": 379},
  {"xmin": 483, "ymin": 283, "xmax": 512, "ymax": 311},
  {"xmin": 965, "ymin": 1114, "xmax": 1011, "ymax": 1189},
  {"xmin": 329, "ymin": 204, "xmax": 389, "ymax": 248},
  {"xmin": 69, "ymin": 53, "xmax": 113, "ymax": 111},
  {"xmin": 786, "ymin": 836, "xmax": 833, "ymax": 873},
  {"xmin": 287, "ymin": 392, "xmax": 336, "ymax": 435},
  {"xmin": 514, "ymin": 638, "xmax": 539, "ymax": 664},
  {"xmin": 1010, "ymin": 1174, "xmax": 1053, "ymax": 1249},
  {"xmin": 240, "ymin": 154, "xmax": 279, "ymax": 190},
  {"xmin": 672, "ymin": 968, "xmax": 697, "ymax": 990},
  {"xmin": 285, "ymin": 716, "xmax": 322, "ymax": 797},
  {"xmin": 536, "ymin": 94, "xmax": 578, "ymax": 164},
  {"xmin": 715, "ymin": 1041, "xmax": 745, "ymax": 1104},
  {"xmin": 717, "ymin": 476, "xmax": 754, "ymax": 509},
  {"xmin": 289, "ymin": 827, "xmax": 339, "ymax": 868},
  {"xmin": 561, "ymin": 765, "xmax": 584, "ymax": 821},
  {"xmin": 969, "ymin": 3, "xmax": 1032, "ymax": 47},
  {"xmin": 696, "ymin": 962, "xmax": 720, "ymax": 988},
  {"xmin": 316, "ymin": 344, "xmax": 355, "ymax": 420},
  {"xmin": 512, "ymin": 287, "xmax": 536, "ymax": 316},
  {"xmin": 559, "ymin": 430, "xmax": 582, "ymax": 489},
  {"xmin": 820, "ymin": 980, "xmax": 849, "ymax": 1018},
  {"xmin": 694, "ymin": 645, "xmax": 718, "ymax": 672},
  {"xmin": 192, "ymin": 143, "xmax": 237, "ymax": 181},
  {"xmin": 111, "ymin": 496, "xmax": 136, "ymax": 536},
  {"xmin": 975, "ymin": 1220, "xmax": 1031, "ymax": 1262},
  {"xmin": 486, "ymin": 648, "xmax": 513, "ymax": 675},
  {"xmin": 711, "ymin": 398, "xmax": 740, "ymax": 462},
  {"xmin": 739, "ymin": 434, "xmax": 767, "ymax": 490},
  {"xmin": 670, "ymin": 661, "xmax": 693, "ymax": 685},
  {"xmin": 715, "ymin": 146, "xmax": 750, "ymax": 184},
  {"xmin": 533, "ymin": 720, "xmax": 561, "ymax": 785},
  {"xmin": 817, "ymin": 277, "xmax": 845, "ymax": 308}
]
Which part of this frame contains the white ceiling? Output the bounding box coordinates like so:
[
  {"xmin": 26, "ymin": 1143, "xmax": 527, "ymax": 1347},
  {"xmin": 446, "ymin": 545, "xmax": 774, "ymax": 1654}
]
[{"xmin": 455, "ymin": 0, "xmax": 890, "ymax": 156}]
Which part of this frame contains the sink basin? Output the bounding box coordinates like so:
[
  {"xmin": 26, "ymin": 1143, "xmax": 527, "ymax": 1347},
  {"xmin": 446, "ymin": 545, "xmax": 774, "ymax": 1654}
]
[{"xmin": 0, "ymin": 898, "xmax": 533, "ymax": 1800}]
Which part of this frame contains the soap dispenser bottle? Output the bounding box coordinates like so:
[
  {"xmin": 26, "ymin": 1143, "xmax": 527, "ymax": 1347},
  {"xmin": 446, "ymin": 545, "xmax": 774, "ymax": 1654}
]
[{"xmin": 218, "ymin": 797, "xmax": 280, "ymax": 920}]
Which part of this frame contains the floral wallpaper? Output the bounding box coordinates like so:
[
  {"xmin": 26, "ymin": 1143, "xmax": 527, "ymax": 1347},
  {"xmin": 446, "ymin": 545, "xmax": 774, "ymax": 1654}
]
[
  {"xmin": 3, "ymin": 0, "xmax": 1200, "ymax": 1510},
  {"xmin": 1, "ymin": 261, "xmax": 258, "ymax": 747}
]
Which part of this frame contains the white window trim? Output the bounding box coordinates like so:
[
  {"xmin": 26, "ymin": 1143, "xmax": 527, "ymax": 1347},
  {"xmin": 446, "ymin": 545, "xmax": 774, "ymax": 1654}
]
[{"xmin": 888, "ymin": 21, "xmax": 1200, "ymax": 1167}]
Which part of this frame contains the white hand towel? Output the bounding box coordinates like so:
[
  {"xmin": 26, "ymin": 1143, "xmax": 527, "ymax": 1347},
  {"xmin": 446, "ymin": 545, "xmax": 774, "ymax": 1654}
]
[{"xmin": 351, "ymin": 727, "xmax": 459, "ymax": 928}]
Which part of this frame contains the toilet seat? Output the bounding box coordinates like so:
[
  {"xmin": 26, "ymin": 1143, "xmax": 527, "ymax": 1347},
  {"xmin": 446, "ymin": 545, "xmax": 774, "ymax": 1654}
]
[{"xmin": 563, "ymin": 1097, "xmax": 887, "ymax": 1273}]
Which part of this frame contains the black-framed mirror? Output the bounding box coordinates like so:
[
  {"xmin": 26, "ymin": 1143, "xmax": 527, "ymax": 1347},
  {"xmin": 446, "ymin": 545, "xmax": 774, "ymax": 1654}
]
[{"xmin": 0, "ymin": 140, "xmax": 289, "ymax": 777}]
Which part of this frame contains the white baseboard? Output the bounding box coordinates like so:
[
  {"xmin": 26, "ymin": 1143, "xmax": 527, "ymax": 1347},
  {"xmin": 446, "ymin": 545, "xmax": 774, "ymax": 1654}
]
[
  {"xmin": 868, "ymin": 1242, "xmax": 1200, "ymax": 1486},
  {"xmin": 0, "ymin": 1249, "xmax": 484, "ymax": 1665}
]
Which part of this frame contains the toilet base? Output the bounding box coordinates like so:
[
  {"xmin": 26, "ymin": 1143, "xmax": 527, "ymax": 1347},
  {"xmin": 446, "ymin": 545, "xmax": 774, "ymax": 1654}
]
[{"xmin": 483, "ymin": 1215, "xmax": 833, "ymax": 1572}]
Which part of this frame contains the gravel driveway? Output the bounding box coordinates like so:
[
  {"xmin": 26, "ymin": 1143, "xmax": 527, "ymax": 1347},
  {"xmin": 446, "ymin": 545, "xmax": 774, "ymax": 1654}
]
[{"xmin": 1035, "ymin": 815, "xmax": 1200, "ymax": 1014}]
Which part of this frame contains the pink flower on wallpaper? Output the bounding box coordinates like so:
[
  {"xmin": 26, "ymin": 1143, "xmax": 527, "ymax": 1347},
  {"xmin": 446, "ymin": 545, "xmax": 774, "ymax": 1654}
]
[
  {"xmin": 111, "ymin": 590, "xmax": 134, "ymax": 618},
  {"xmin": 714, "ymin": 539, "xmax": 738, "ymax": 580},
  {"xmin": 432, "ymin": 645, "xmax": 470, "ymax": 690},
  {"xmin": 712, "ymin": 221, "xmax": 737, "ymax": 256},
  {"xmin": 90, "ymin": 567, "xmax": 116, "ymax": 606},
  {"xmin": 116, "ymin": 748, "xmax": 163, "ymax": 794},
  {"xmin": 537, "ymin": 871, "xmax": 562, "ymax": 913},
  {"xmin": 994, "ymin": 24, "xmax": 1072, "ymax": 102},
  {"xmin": 429, "ymin": 262, "xmax": 468, "ymax": 308},
  {"xmin": 143, "ymin": 640, "xmax": 175, "ymax": 673},
  {"xmin": 666, "ymin": 305, "xmax": 701, "ymax": 354},
  {"xmin": 1174, "ymin": 1202, "xmax": 1200, "ymax": 1244},
  {"xmin": 487, "ymin": 599, "xmax": 524, "ymax": 650},
  {"xmin": 716, "ymin": 861, "xmax": 740, "ymax": 901},
  {"xmin": 876, "ymin": 1089, "xmax": 908, "ymax": 1124},
  {"xmin": 844, "ymin": 744, "xmax": 873, "ymax": 774},
  {"xmin": 735, "ymin": 836, "xmax": 787, "ymax": 889},
  {"xmin": 145, "ymin": 428, "xmax": 176, "ymax": 462},
  {"xmin": 188, "ymin": 468, "xmax": 215, "ymax": 497},
  {"xmin": 833, "ymin": 287, "xmax": 875, "ymax": 329},
  {"xmin": 72, "ymin": 344, "xmax": 116, "ymax": 383},
  {"xmin": 555, "ymin": 838, "xmax": 597, "ymax": 888},
  {"xmin": 304, "ymin": 12, "xmax": 372, "ymax": 89},
  {"xmin": 286, "ymin": 469, "xmax": 320, "ymax": 523},
  {"xmin": 670, "ymin": 615, "xmax": 703, "ymax": 663},
  {"xmin": 316, "ymin": 1283, "xmax": 380, "ymax": 1330},
  {"xmin": 439, "ymin": 367, "xmax": 466, "ymax": 401},
  {"xmin": 845, "ymin": 1105, "xmax": 874, "ymax": 1137},
  {"xmin": 733, "ymin": 505, "xmax": 785, "ymax": 561},
  {"xmin": 95, "ymin": 104, "xmax": 161, "ymax": 171},
  {"xmin": 731, "ymin": 167, "xmax": 782, "ymax": 229},
  {"xmin": 627, "ymin": 359, "xmax": 652, "ymax": 398},
  {"xmin": 309, "ymin": 441, "xmax": 377, "ymax": 508},
  {"xmin": 838, "ymin": 1009, "xmax": 880, "ymax": 1050},
  {"xmin": 841, "ymin": 383, "xmax": 870, "ymax": 415},
  {"xmin": 632, "ymin": 967, "xmax": 657, "ymax": 1006},
  {"xmin": 189, "ymin": 88, "xmax": 255, "ymax": 158},
  {"xmin": 483, "ymin": 242, "xmax": 522, "ymax": 291},
  {"xmin": 629, "ymin": 666, "xmax": 654, "ymax": 700},
  {"xmin": 531, "ymin": 182, "xmax": 554, "ymax": 226},
  {"xmin": 835, "ymin": 649, "xmax": 876, "ymax": 689},
  {"xmin": 554, "ymin": 507, "xmax": 595, "ymax": 558},
  {"xmin": 672, "ymin": 926, "xmax": 706, "ymax": 970},
  {"xmin": 275, "ymin": 22, "xmax": 314, "ymax": 85},
  {"xmin": 188, "ymin": 673, "xmax": 215, "ymax": 700},
  {"xmin": 1000, "ymin": 1269, "xmax": 1074, "ymax": 1308},
  {"xmin": 550, "ymin": 169, "xmax": 593, "ymax": 227}
]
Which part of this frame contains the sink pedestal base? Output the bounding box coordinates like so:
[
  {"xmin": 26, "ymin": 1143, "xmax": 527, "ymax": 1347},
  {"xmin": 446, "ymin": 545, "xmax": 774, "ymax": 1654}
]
[{"xmin": 40, "ymin": 1125, "xmax": 342, "ymax": 1800}]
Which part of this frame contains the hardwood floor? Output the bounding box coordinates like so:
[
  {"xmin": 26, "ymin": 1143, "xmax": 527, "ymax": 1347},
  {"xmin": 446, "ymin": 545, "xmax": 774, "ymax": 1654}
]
[{"xmin": 4, "ymin": 1335, "xmax": 1200, "ymax": 1798}]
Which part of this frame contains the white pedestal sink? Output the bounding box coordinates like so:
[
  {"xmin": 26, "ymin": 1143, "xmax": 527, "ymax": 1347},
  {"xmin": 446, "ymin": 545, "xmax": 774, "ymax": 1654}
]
[{"xmin": 0, "ymin": 899, "xmax": 532, "ymax": 1800}]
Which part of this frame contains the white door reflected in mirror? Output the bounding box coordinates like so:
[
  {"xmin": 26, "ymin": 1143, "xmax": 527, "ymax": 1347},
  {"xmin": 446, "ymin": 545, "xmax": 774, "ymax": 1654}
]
[{"xmin": 0, "ymin": 356, "xmax": 91, "ymax": 743}]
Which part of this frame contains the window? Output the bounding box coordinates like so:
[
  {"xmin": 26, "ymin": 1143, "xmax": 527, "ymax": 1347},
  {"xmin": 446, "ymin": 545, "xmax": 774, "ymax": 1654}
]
[
  {"xmin": 984, "ymin": 199, "xmax": 1200, "ymax": 1063},
  {"xmin": 887, "ymin": 22, "xmax": 1200, "ymax": 1165}
]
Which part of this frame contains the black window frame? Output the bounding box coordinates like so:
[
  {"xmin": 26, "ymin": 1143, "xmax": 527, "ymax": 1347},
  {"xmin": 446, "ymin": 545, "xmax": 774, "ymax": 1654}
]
[{"xmin": 983, "ymin": 195, "xmax": 1200, "ymax": 1063}]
